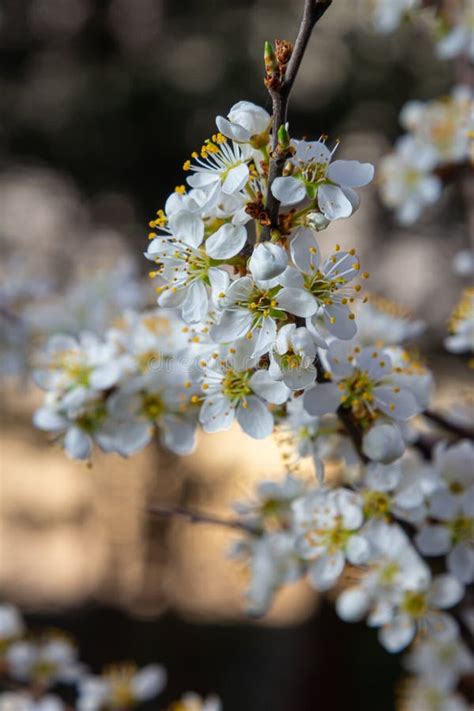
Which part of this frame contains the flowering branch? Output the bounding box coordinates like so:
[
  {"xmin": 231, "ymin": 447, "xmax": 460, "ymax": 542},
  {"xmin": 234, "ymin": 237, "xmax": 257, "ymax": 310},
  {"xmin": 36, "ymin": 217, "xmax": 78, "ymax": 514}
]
[
  {"xmin": 148, "ymin": 503, "xmax": 260, "ymax": 534},
  {"xmin": 262, "ymin": 0, "xmax": 333, "ymax": 237}
]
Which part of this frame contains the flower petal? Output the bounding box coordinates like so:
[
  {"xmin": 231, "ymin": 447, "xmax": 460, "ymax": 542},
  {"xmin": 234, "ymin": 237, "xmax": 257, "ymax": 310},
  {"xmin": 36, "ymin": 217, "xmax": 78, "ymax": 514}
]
[
  {"xmin": 303, "ymin": 382, "xmax": 342, "ymax": 417},
  {"xmin": 327, "ymin": 160, "xmax": 374, "ymax": 188},
  {"xmin": 206, "ymin": 223, "xmax": 247, "ymax": 259},
  {"xmin": 236, "ymin": 397, "xmax": 273, "ymax": 439},
  {"xmin": 271, "ymin": 176, "xmax": 307, "ymax": 206},
  {"xmin": 318, "ymin": 184, "xmax": 353, "ymax": 220}
]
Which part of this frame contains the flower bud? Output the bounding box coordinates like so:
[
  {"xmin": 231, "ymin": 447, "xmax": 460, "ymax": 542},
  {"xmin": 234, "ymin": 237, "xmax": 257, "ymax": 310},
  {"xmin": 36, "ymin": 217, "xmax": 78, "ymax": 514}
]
[
  {"xmin": 249, "ymin": 242, "xmax": 288, "ymax": 281},
  {"xmin": 306, "ymin": 211, "xmax": 330, "ymax": 232},
  {"xmin": 277, "ymin": 124, "xmax": 290, "ymax": 152},
  {"xmin": 362, "ymin": 423, "xmax": 405, "ymax": 464}
]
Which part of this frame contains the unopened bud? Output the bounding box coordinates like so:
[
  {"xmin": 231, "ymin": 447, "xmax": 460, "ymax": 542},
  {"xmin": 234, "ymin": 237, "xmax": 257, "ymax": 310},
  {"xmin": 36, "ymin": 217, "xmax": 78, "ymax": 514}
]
[
  {"xmin": 277, "ymin": 124, "xmax": 290, "ymax": 152},
  {"xmin": 306, "ymin": 211, "xmax": 330, "ymax": 232},
  {"xmin": 264, "ymin": 41, "xmax": 278, "ymax": 75}
]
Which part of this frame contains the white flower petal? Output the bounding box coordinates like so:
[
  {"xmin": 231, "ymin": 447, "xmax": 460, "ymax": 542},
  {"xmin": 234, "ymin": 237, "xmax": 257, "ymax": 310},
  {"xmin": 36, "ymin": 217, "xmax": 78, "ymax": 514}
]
[
  {"xmin": 276, "ymin": 287, "xmax": 317, "ymax": 317},
  {"xmin": 182, "ymin": 280, "xmax": 209, "ymax": 323},
  {"xmin": 290, "ymin": 227, "xmax": 321, "ymax": 273},
  {"xmin": 346, "ymin": 534, "xmax": 370, "ymax": 565},
  {"xmin": 210, "ymin": 309, "xmax": 253, "ymax": 343},
  {"xmin": 64, "ymin": 427, "xmax": 92, "ymax": 460},
  {"xmin": 318, "ymin": 184, "xmax": 353, "ymax": 220},
  {"xmin": 429, "ymin": 574, "xmax": 464, "ymax": 610},
  {"xmin": 271, "ymin": 176, "xmax": 307, "ymax": 206},
  {"xmin": 222, "ymin": 163, "xmax": 249, "ymax": 194},
  {"xmin": 379, "ymin": 614, "xmax": 416, "ymax": 653},
  {"xmin": 303, "ymin": 382, "xmax": 341, "ymax": 417},
  {"xmin": 336, "ymin": 587, "xmax": 370, "ymax": 622},
  {"xmin": 249, "ymin": 369, "xmax": 290, "ymax": 404},
  {"xmin": 205, "ymin": 223, "xmax": 247, "ymax": 259},
  {"xmin": 236, "ymin": 397, "xmax": 273, "ymax": 439},
  {"xmin": 168, "ymin": 211, "xmax": 204, "ymax": 248},
  {"xmin": 327, "ymin": 160, "xmax": 374, "ymax": 188},
  {"xmin": 308, "ymin": 552, "xmax": 345, "ymax": 591},
  {"xmin": 249, "ymin": 243, "xmax": 288, "ymax": 281}
]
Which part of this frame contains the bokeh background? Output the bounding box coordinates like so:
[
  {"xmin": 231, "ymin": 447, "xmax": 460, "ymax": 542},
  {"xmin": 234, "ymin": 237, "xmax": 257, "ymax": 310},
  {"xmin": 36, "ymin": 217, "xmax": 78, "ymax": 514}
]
[{"xmin": 1, "ymin": 1, "xmax": 472, "ymax": 709}]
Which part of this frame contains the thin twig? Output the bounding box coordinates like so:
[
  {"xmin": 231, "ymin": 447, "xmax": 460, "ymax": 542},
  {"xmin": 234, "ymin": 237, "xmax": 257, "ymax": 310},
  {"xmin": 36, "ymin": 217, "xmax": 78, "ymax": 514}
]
[
  {"xmin": 148, "ymin": 503, "xmax": 260, "ymax": 534},
  {"xmin": 423, "ymin": 409, "xmax": 474, "ymax": 441},
  {"xmin": 262, "ymin": 0, "xmax": 332, "ymax": 238}
]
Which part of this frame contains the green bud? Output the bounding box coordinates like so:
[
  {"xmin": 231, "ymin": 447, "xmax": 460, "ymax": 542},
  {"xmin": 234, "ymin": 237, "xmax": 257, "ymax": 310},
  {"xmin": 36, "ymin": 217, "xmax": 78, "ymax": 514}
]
[
  {"xmin": 264, "ymin": 41, "xmax": 278, "ymax": 74},
  {"xmin": 277, "ymin": 124, "xmax": 290, "ymax": 151}
]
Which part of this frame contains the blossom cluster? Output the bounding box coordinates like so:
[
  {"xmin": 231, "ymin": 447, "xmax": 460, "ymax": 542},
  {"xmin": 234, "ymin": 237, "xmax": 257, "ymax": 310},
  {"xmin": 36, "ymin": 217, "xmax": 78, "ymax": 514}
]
[
  {"xmin": 378, "ymin": 85, "xmax": 473, "ymax": 224},
  {"xmin": 364, "ymin": 0, "xmax": 474, "ymax": 61},
  {"xmin": 32, "ymin": 308, "xmax": 198, "ymax": 459},
  {"xmin": 230, "ymin": 438, "xmax": 473, "ymax": 702},
  {"xmin": 0, "ymin": 604, "xmax": 221, "ymax": 711},
  {"xmin": 0, "ymin": 258, "xmax": 147, "ymax": 381}
]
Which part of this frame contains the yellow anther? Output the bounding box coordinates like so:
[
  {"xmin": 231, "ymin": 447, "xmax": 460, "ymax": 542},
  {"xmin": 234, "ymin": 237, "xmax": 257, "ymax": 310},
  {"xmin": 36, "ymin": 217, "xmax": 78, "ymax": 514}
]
[
  {"xmin": 183, "ymin": 160, "xmax": 191, "ymax": 171},
  {"xmin": 362, "ymin": 272, "xmax": 370, "ymax": 279},
  {"xmin": 349, "ymin": 248, "xmax": 356, "ymax": 256},
  {"xmin": 175, "ymin": 185, "xmax": 186, "ymax": 194},
  {"xmin": 348, "ymin": 313, "xmax": 355, "ymax": 320},
  {"xmin": 389, "ymin": 403, "xmax": 395, "ymax": 412},
  {"xmin": 335, "ymin": 244, "xmax": 340, "ymax": 251},
  {"xmin": 184, "ymin": 381, "xmax": 192, "ymax": 389}
]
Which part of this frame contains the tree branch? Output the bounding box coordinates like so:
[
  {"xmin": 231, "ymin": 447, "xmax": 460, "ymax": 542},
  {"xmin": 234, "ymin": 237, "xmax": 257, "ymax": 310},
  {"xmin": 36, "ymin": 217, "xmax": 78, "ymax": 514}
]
[
  {"xmin": 262, "ymin": 0, "xmax": 333, "ymax": 238},
  {"xmin": 423, "ymin": 409, "xmax": 474, "ymax": 441},
  {"xmin": 148, "ymin": 503, "xmax": 260, "ymax": 534}
]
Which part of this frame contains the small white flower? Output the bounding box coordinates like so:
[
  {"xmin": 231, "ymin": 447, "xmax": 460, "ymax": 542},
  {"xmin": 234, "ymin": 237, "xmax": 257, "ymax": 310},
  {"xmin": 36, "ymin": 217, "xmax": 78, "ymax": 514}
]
[
  {"xmin": 293, "ymin": 488, "xmax": 369, "ymax": 591},
  {"xmin": 216, "ymin": 100, "xmax": 271, "ymax": 144},
  {"xmin": 365, "ymin": 0, "xmax": 420, "ymax": 33},
  {"xmin": 248, "ymin": 242, "xmax": 288, "ymax": 282},
  {"xmin": 268, "ymin": 323, "xmax": 317, "ymax": 390},
  {"xmin": 379, "ymin": 135, "xmax": 441, "ymax": 224},
  {"xmin": 404, "ymin": 636, "xmax": 473, "ymax": 693},
  {"xmin": 445, "ymin": 288, "xmax": 474, "ymax": 355},
  {"xmin": 198, "ymin": 354, "xmax": 289, "ymax": 439},
  {"xmin": 0, "ymin": 692, "xmax": 65, "ymax": 711},
  {"xmin": 238, "ymin": 531, "xmax": 304, "ymax": 616},
  {"xmin": 304, "ymin": 341, "xmax": 421, "ymax": 427},
  {"xmin": 184, "ymin": 134, "xmax": 252, "ymax": 196},
  {"xmin": 278, "ymin": 228, "xmax": 364, "ymax": 340},
  {"xmin": 6, "ymin": 634, "xmax": 81, "ymax": 688},
  {"xmin": 271, "ymin": 138, "xmax": 373, "ymax": 221},
  {"xmin": 0, "ymin": 604, "xmax": 24, "ymax": 644},
  {"xmin": 169, "ymin": 693, "xmax": 222, "ymax": 711},
  {"xmin": 78, "ymin": 663, "xmax": 166, "ymax": 711}
]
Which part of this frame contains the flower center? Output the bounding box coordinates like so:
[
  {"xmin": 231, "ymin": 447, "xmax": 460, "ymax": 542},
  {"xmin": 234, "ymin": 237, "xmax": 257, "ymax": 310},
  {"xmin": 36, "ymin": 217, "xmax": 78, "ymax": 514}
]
[
  {"xmin": 401, "ymin": 591, "xmax": 428, "ymax": 619},
  {"xmin": 363, "ymin": 491, "xmax": 391, "ymax": 518},
  {"xmin": 339, "ymin": 370, "xmax": 377, "ymax": 427},
  {"xmin": 142, "ymin": 393, "xmax": 165, "ymax": 420},
  {"xmin": 449, "ymin": 515, "xmax": 474, "ymax": 544},
  {"xmin": 238, "ymin": 286, "xmax": 284, "ymax": 322},
  {"xmin": 221, "ymin": 369, "xmax": 252, "ymax": 403},
  {"xmin": 77, "ymin": 404, "xmax": 107, "ymax": 433}
]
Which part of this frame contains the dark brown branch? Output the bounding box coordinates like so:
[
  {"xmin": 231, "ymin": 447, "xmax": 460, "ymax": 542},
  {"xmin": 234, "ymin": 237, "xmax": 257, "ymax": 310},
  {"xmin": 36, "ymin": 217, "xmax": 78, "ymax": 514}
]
[
  {"xmin": 262, "ymin": 0, "xmax": 333, "ymax": 238},
  {"xmin": 423, "ymin": 409, "xmax": 474, "ymax": 441},
  {"xmin": 148, "ymin": 503, "xmax": 260, "ymax": 534}
]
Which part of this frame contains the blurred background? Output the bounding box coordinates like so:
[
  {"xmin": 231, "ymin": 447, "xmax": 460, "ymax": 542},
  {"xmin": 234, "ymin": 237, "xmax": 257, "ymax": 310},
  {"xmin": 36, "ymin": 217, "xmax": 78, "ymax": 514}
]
[{"xmin": 0, "ymin": 1, "xmax": 472, "ymax": 709}]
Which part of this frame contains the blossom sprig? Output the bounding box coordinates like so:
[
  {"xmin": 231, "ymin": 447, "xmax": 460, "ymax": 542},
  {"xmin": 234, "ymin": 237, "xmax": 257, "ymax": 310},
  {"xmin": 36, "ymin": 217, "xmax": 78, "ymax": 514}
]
[
  {"xmin": 378, "ymin": 85, "xmax": 473, "ymax": 224},
  {"xmin": 0, "ymin": 605, "xmax": 222, "ymax": 711}
]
